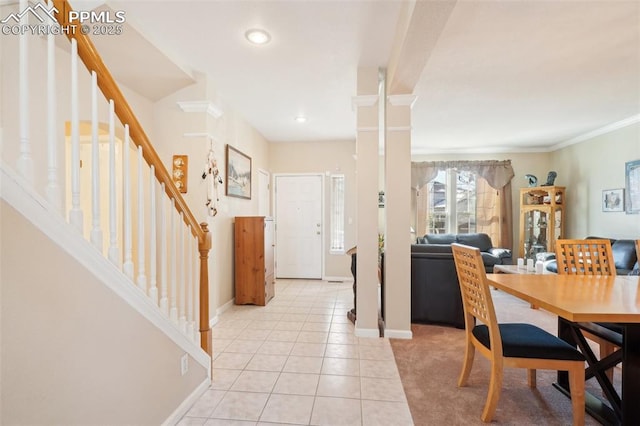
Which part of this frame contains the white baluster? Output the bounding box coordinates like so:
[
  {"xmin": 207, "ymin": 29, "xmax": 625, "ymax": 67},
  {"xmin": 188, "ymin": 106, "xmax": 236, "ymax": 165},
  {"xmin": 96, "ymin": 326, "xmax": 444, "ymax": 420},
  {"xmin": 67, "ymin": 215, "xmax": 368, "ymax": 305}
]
[
  {"xmin": 193, "ymin": 234, "xmax": 200, "ymax": 342},
  {"xmin": 179, "ymin": 213, "xmax": 187, "ymax": 333},
  {"xmin": 136, "ymin": 146, "xmax": 147, "ymax": 293},
  {"xmin": 90, "ymin": 71, "xmax": 103, "ymax": 253},
  {"xmin": 186, "ymin": 229, "xmax": 195, "ymax": 341},
  {"xmin": 46, "ymin": 0, "xmax": 61, "ymax": 210},
  {"xmin": 17, "ymin": 0, "xmax": 33, "ymax": 183},
  {"xmin": 149, "ymin": 166, "xmax": 158, "ymax": 305},
  {"xmin": 170, "ymin": 199, "xmax": 178, "ymax": 324},
  {"xmin": 159, "ymin": 185, "xmax": 169, "ymax": 315},
  {"xmin": 122, "ymin": 125, "xmax": 134, "ymax": 280},
  {"xmin": 107, "ymin": 100, "xmax": 120, "ymax": 266},
  {"xmin": 68, "ymin": 39, "xmax": 83, "ymax": 234}
]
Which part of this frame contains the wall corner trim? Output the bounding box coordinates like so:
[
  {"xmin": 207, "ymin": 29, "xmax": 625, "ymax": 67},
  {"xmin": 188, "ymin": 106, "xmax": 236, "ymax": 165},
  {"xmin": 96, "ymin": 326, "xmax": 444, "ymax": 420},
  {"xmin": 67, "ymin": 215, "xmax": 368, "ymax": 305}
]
[{"xmin": 551, "ymin": 113, "xmax": 640, "ymax": 151}]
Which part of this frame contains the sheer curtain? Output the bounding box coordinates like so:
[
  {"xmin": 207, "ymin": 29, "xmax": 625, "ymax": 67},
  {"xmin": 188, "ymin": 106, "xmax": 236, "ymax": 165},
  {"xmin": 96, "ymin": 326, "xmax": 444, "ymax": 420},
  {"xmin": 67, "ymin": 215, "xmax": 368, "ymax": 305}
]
[{"xmin": 412, "ymin": 160, "xmax": 514, "ymax": 249}]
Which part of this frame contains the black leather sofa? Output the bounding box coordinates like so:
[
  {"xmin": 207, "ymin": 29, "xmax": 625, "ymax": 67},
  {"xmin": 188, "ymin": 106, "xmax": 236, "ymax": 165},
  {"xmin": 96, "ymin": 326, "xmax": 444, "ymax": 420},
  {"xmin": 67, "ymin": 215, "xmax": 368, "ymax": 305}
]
[
  {"xmin": 409, "ymin": 244, "xmax": 465, "ymax": 328},
  {"xmin": 416, "ymin": 233, "xmax": 512, "ymax": 272},
  {"xmin": 545, "ymin": 236, "xmax": 639, "ymax": 275}
]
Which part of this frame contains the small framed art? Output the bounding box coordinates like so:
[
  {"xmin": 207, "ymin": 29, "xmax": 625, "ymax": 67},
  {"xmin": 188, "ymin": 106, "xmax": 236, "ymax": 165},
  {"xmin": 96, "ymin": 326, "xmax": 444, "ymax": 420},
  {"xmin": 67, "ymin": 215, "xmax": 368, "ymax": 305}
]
[
  {"xmin": 602, "ymin": 188, "xmax": 624, "ymax": 212},
  {"xmin": 225, "ymin": 145, "xmax": 252, "ymax": 199}
]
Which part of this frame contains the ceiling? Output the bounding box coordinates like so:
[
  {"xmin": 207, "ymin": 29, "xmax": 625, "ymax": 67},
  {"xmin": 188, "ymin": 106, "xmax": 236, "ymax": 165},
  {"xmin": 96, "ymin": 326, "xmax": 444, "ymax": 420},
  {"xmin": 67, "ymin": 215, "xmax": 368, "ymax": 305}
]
[{"xmin": 96, "ymin": 0, "xmax": 639, "ymax": 154}]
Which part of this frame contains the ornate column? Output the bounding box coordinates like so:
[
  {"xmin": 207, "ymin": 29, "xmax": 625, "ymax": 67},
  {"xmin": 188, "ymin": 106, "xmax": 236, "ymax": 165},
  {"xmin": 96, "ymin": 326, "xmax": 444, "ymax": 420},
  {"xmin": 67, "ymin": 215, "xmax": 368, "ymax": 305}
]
[
  {"xmin": 352, "ymin": 68, "xmax": 381, "ymax": 337},
  {"xmin": 383, "ymin": 94, "xmax": 416, "ymax": 339}
]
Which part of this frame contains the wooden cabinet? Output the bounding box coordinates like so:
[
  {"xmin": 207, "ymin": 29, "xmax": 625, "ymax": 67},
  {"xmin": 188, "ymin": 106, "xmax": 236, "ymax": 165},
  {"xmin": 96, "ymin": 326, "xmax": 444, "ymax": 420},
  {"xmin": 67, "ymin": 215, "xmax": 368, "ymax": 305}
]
[
  {"xmin": 234, "ymin": 216, "xmax": 275, "ymax": 305},
  {"xmin": 519, "ymin": 186, "xmax": 565, "ymax": 260}
]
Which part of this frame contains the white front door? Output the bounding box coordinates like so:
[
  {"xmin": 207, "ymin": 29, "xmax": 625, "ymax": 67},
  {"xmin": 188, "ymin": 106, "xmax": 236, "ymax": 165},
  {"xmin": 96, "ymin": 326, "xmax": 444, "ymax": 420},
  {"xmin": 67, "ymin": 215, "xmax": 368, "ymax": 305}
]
[{"xmin": 275, "ymin": 174, "xmax": 323, "ymax": 279}]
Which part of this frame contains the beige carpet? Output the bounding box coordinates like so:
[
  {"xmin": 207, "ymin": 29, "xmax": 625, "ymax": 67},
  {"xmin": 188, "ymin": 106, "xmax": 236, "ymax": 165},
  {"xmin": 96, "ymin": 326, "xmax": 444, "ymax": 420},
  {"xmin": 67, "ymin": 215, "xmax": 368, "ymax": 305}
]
[{"xmin": 390, "ymin": 289, "xmax": 618, "ymax": 425}]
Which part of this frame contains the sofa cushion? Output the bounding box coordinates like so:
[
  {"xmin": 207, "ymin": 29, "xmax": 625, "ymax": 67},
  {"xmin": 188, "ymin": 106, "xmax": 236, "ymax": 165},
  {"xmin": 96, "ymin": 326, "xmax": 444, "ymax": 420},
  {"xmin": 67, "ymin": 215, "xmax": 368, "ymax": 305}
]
[
  {"xmin": 480, "ymin": 252, "xmax": 501, "ymax": 267},
  {"xmin": 412, "ymin": 244, "xmax": 452, "ymax": 254},
  {"xmin": 611, "ymin": 240, "xmax": 638, "ymax": 271},
  {"xmin": 457, "ymin": 233, "xmax": 493, "ymax": 252},
  {"xmin": 425, "ymin": 233, "xmax": 456, "ymax": 245},
  {"xmin": 488, "ymin": 247, "xmax": 512, "ymax": 260}
]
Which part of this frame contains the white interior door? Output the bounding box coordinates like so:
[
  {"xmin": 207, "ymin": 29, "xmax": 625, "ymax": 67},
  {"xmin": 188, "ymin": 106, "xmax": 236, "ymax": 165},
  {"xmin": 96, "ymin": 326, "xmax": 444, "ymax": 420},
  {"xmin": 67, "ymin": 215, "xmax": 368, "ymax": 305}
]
[
  {"xmin": 258, "ymin": 169, "xmax": 270, "ymax": 217},
  {"xmin": 275, "ymin": 174, "xmax": 323, "ymax": 279}
]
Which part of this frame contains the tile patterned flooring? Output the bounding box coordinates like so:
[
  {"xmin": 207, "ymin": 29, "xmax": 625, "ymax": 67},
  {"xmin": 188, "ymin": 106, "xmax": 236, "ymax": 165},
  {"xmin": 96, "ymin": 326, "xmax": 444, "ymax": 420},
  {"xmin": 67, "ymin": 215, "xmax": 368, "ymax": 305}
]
[{"xmin": 177, "ymin": 279, "xmax": 414, "ymax": 426}]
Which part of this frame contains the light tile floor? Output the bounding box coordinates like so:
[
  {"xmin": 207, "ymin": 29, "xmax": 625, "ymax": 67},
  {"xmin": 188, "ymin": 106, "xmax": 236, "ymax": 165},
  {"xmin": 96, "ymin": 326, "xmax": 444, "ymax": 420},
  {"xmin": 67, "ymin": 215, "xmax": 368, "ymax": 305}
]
[{"xmin": 177, "ymin": 279, "xmax": 414, "ymax": 426}]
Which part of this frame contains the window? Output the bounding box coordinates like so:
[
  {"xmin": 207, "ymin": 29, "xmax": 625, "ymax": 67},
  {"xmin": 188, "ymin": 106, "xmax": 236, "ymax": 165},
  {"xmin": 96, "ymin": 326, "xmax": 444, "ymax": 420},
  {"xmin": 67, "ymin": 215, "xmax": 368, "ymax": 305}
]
[
  {"xmin": 329, "ymin": 174, "xmax": 345, "ymax": 254},
  {"xmin": 426, "ymin": 169, "xmax": 477, "ymax": 234}
]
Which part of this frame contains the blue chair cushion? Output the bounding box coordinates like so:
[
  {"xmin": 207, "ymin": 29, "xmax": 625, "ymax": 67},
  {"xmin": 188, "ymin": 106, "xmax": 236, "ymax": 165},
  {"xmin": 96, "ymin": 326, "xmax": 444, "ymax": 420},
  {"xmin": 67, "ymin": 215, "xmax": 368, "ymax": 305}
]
[{"xmin": 472, "ymin": 323, "xmax": 585, "ymax": 361}]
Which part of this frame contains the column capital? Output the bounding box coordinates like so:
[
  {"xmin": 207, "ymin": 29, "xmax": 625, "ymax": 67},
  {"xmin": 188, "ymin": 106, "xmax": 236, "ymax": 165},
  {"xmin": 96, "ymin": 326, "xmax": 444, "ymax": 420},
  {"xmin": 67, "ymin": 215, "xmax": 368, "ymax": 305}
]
[
  {"xmin": 387, "ymin": 94, "xmax": 417, "ymax": 109},
  {"xmin": 351, "ymin": 95, "xmax": 379, "ymax": 111}
]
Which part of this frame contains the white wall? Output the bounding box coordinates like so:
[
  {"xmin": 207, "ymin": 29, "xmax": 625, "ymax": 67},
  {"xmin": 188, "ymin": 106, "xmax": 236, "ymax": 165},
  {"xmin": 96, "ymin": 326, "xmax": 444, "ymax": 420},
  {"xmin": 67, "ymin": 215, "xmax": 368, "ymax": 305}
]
[
  {"xmin": 152, "ymin": 73, "xmax": 271, "ymax": 318},
  {"xmin": 551, "ymin": 122, "xmax": 640, "ymax": 239},
  {"xmin": 0, "ymin": 200, "xmax": 207, "ymax": 425}
]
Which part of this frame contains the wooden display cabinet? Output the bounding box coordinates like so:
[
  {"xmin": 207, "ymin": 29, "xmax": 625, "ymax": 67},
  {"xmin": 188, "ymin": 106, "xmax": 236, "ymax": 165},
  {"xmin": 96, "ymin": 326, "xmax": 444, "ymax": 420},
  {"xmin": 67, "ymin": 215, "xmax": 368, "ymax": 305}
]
[
  {"xmin": 234, "ymin": 216, "xmax": 275, "ymax": 305},
  {"xmin": 518, "ymin": 186, "xmax": 565, "ymax": 260}
]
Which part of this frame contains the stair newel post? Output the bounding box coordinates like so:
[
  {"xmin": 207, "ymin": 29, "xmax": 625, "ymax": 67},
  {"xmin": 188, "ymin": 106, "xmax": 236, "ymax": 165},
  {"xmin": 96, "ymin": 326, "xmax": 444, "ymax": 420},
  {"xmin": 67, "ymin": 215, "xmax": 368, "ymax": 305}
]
[
  {"xmin": 107, "ymin": 100, "xmax": 120, "ymax": 266},
  {"xmin": 90, "ymin": 71, "xmax": 103, "ymax": 253},
  {"xmin": 199, "ymin": 222, "xmax": 212, "ymax": 357},
  {"xmin": 170, "ymin": 198, "xmax": 179, "ymax": 324},
  {"xmin": 149, "ymin": 166, "xmax": 159, "ymax": 305},
  {"xmin": 17, "ymin": 0, "xmax": 33, "ymax": 183},
  {"xmin": 159, "ymin": 184, "xmax": 169, "ymax": 315},
  {"xmin": 136, "ymin": 146, "xmax": 147, "ymax": 293},
  {"xmin": 122, "ymin": 125, "xmax": 134, "ymax": 279},
  {"xmin": 179, "ymin": 212, "xmax": 187, "ymax": 333},
  {"xmin": 68, "ymin": 38, "xmax": 83, "ymax": 234},
  {"xmin": 46, "ymin": 0, "xmax": 61, "ymax": 211}
]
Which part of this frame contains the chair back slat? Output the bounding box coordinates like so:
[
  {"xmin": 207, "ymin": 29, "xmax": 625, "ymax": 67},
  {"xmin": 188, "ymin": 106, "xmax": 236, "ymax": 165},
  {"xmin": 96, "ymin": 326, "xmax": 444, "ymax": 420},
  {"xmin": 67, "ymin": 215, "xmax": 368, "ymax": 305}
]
[
  {"xmin": 555, "ymin": 239, "xmax": 616, "ymax": 276},
  {"xmin": 451, "ymin": 244, "xmax": 502, "ymax": 349}
]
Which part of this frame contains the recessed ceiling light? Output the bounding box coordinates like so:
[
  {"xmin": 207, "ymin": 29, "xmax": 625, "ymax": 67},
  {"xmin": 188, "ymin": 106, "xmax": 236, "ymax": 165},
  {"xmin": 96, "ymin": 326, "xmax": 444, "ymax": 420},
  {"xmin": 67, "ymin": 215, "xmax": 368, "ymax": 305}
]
[
  {"xmin": 295, "ymin": 115, "xmax": 307, "ymax": 123},
  {"xmin": 245, "ymin": 29, "xmax": 271, "ymax": 45}
]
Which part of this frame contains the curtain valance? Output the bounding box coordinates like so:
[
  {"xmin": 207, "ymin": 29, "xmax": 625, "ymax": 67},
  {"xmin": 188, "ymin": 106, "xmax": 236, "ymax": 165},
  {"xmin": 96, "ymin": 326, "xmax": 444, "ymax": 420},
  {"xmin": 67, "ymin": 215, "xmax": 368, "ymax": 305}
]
[{"xmin": 411, "ymin": 160, "xmax": 514, "ymax": 190}]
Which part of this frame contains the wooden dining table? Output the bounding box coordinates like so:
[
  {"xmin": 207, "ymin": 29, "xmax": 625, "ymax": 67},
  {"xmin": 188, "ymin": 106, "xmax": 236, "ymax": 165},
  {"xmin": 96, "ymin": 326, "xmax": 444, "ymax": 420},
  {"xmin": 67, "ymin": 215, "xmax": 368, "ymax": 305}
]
[{"xmin": 486, "ymin": 273, "xmax": 640, "ymax": 426}]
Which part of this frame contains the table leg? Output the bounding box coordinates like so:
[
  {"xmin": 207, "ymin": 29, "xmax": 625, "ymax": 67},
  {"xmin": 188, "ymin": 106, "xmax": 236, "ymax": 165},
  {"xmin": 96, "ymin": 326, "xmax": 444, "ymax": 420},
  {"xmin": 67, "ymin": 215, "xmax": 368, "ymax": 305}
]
[
  {"xmin": 622, "ymin": 324, "xmax": 640, "ymax": 425},
  {"xmin": 555, "ymin": 318, "xmax": 619, "ymax": 425}
]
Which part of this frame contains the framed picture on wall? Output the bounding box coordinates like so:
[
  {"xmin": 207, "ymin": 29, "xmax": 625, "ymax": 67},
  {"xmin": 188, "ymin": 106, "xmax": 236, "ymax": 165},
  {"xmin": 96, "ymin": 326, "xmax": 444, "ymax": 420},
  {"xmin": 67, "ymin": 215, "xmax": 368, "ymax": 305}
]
[
  {"xmin": 626, "ymin": 159, "xmax": 640, "ymax": 214},
  {"xmin": 226, "ymin": 145, "xmax": 252, "ymax": 199},
  {"xmin": 602, "ymin": 188, "xmax": 624, "ymax": 212}
]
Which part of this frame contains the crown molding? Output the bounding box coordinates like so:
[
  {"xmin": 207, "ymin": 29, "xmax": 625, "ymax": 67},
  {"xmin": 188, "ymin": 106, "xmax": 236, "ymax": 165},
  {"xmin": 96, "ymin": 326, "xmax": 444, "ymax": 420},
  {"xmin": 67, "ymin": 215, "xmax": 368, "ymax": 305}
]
[
  {"xmin": 177, "ymin": 101, "xmax": 223, "ymax": 119},
  {"xmin": 387, "ymin": 94, "xmax": 417, "ymax": 108},
  {"xmin": 551, "ymin": 114, "xmax": 640, "ymax": 151},
  {"xmin": 351, "ymin": 95, "xmax": 379, "ymax": 110}
]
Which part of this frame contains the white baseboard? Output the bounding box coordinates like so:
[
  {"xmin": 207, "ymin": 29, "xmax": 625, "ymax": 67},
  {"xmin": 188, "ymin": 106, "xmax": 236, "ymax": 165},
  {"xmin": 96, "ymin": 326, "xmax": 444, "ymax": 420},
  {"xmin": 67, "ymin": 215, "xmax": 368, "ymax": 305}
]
[
  {"xmin": 323, "ymin": 275, "xmax": 353, "ymax": 282},
  {"xmin": 161, "ymin": 376, "xmax": 211, "ymax": 426},
  {"xmin": 355, "ymin": 327, "xmax": 380, "ymax": 338},
  {"xmin": 384, "ymin": 329, "xmax": 413, "ymax": 339}
]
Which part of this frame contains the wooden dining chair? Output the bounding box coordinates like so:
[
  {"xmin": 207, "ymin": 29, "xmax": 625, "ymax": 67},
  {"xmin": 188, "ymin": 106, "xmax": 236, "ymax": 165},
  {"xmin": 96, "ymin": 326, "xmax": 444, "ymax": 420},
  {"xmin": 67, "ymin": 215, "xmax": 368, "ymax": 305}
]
[
  {"xmin": 451, "ymin": 243, "xmax": 585, "ymax": 425},
  {"xmin": 555, "ymin": 239, "xmax": 616, "ymax": 276},
  {"xmin": 555, "ymin": 239, "xmax": 618, "ymax": 382}
]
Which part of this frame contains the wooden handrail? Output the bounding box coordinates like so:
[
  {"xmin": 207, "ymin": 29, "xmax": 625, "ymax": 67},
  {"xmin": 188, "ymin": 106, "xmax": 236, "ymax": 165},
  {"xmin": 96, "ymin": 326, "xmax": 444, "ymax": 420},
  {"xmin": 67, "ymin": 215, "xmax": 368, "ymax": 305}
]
[
  {"xmin": 52, "ymin": 0, "xmax": 204, "ymax": 242},
  {"xmin": 52, "ymin": 1, "xmax": 212, "ymax": 357}
]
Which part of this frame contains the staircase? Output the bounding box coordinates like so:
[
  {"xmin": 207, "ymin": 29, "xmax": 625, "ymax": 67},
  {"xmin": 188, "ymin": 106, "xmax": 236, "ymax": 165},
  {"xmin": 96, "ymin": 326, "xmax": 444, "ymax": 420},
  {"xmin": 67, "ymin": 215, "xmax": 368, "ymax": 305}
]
[{"xmin": 1, "ymin": 1, "xmax": 212, "ymax": 423}]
